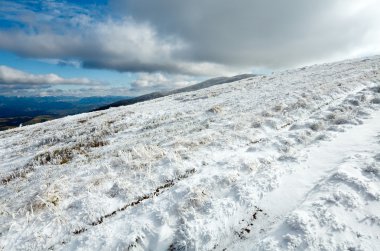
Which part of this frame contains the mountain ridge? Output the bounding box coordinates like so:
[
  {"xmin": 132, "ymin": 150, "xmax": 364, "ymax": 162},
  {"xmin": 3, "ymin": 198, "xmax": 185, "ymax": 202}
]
[{"xmin": 95, "ymin": 74, "xmax": 256, "ymax": 111}]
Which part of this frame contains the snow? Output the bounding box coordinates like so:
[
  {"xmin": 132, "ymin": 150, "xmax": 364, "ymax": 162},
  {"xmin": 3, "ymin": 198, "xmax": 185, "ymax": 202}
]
[
  {"xmin": 1, "ymin": 56, "xmax": 380, "ymax": 250},
  {"xmin": 230, "ymin": 109, "xmax": 380, "ymax": 250}
]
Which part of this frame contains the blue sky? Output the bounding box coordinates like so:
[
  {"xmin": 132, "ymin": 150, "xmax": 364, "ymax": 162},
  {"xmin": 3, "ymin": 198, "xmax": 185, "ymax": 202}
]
[{"xmin": 0, "ymin": 0, "xmax": 379, "ymax": 96}]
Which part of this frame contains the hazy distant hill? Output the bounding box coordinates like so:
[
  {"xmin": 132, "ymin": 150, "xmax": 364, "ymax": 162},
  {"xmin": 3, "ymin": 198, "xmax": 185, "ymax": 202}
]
[
  {"xmin": 0, "ymin": 96, "xmax": 130, "ymax": 130},
  {"xmin": 95, "ymin": 74, "xmax": 256, "ymax": 111}
]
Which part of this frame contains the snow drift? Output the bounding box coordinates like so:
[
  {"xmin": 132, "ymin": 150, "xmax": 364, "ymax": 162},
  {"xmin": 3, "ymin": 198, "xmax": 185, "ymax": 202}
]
[{"xmin": 1, "ymin": 56, "xmax": 380, "ymax": 250}]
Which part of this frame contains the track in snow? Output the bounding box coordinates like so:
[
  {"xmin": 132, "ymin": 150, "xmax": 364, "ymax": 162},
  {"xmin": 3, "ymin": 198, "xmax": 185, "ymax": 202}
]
[{"xmin": 228, "ymin": 109, "xmax": 380, "ymax": 250}]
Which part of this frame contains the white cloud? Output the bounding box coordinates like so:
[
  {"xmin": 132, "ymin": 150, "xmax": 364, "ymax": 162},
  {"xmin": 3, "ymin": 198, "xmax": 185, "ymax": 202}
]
[
  {"xmin": 130, "ymin": 73, "xmax": 198, "ymax": 93},
  {"xmin": 0, "ymin": 67, "xmax": 200, "ymax": 96},
  {"xmin": 0, "ymin": 65, "xmax": 98, "ymax": 86}
]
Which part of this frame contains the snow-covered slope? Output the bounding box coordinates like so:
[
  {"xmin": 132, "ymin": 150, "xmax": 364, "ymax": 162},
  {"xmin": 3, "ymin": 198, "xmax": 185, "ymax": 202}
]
[{"xmin": 1, "ymin": 56, "xmax": 380, "ymax": 250}]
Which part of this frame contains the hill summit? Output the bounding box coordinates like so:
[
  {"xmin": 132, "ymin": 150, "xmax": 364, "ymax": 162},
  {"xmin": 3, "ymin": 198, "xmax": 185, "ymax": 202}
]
[{"xmin": 1, "ymin": 56, "xmax": 380, "ymax": 250}]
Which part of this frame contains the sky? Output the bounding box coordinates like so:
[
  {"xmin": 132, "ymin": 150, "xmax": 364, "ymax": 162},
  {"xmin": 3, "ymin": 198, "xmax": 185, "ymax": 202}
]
[{"xmin": 0, "ymin": 0, "xmax": 379, "ymax": 97}]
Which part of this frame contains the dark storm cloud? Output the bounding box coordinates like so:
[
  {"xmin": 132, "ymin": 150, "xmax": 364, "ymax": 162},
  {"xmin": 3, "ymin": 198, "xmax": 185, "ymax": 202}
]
[{"xmin": 111, "ymin": 0, "xmax": 380, "ymax": 68}]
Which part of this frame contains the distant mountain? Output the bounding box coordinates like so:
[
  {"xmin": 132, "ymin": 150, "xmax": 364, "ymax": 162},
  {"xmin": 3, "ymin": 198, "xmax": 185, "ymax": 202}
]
[
  {"xmin": 95, "ymin": 74, "xmax": 256, "ymax": 111},
  {"xmin": 0, "ymin": 96, "xmax": 130, "ymax": 130}
]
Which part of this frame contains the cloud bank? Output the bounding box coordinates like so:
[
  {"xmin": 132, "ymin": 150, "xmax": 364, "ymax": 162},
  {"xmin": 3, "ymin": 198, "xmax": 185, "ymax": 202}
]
[
  {"xmin": 130, "ymin": 73, "xmax": 197, "ymax": 93},
  {"xmin": 0, "ymin": 0, "xmax": 379, "ymax": 85},
  {"xmin": 0, "ymin": 65, "xmax": 102, "ymax": 96},
  {"xmin": 112, "ymin": 0, "xmax": 380, "ymax": 68},
  {"xmin": 0, "ymin": 65, "xmax": 194, "ymax": 96},
  {"xmin": 0, "ymin": 65, "xmax": 97, "ymax": 86}
]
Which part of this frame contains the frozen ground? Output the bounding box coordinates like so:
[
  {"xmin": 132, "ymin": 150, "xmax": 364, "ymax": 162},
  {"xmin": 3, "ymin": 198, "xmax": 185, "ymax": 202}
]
[{"xmin": 0, "ymin": 56, "xmax": 380, "ymax": 250}]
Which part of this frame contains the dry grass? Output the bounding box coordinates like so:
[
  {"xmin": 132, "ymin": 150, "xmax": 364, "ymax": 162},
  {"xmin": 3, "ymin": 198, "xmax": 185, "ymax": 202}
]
[{"xmin": 208, "ymin": 105, "xmax": 223, "ymax": 114}]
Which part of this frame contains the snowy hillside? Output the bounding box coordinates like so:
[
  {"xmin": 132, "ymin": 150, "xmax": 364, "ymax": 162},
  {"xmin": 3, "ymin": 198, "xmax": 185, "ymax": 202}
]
[{"xmin": 1, "ymin": 56, "xmax": 380, "ymax": 250}]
